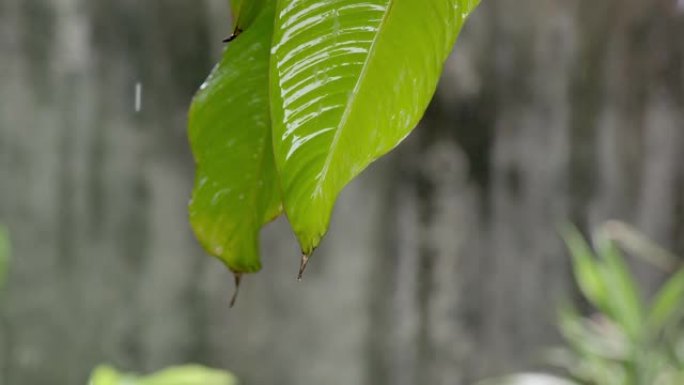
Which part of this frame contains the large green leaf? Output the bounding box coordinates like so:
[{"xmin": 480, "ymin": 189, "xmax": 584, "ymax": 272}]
[
  {"xmin": 270, "ymin": 0, "xmax": 481, "ymax": 254},
  {"xmin": 231, "ymin": 0, "xmax": 267, "ymax": 32},
  {"xmin": 189, "ymin": 1, "xmax": 280, "ymax": 275}
]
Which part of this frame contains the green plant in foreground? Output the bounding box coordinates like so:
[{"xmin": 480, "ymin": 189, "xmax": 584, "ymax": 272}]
[
  {"xmin": 479, "ymin": 223, "xmax": 684, "ymax": 385},
  {"xmin": 553, "ymin": 225, "xmax": 684, "ymax": 384},
  {"xmin": 188, "ymin": 0, "xmax": 481, "ymax": 290},
  {"xmin": 88, "ymin": 364, "xmax": 238, "ymax": 385}
]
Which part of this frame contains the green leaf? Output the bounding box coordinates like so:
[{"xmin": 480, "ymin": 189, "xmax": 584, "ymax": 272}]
[
  {"xmin": 270, "ymin": 0, "xmax": 481, "ymax": 253},
  {"xmin": 562, "ymin": 225, "xmax": 610, "ymax": 314},
  {"xmin": 557, "ymin": 304, "xmax": 628, "ymax": 361},
  {"xmin": 189, "ymin": 1, "xmax": 281, "ymax": 274},
  {"xmin": 89, "ymin": 365, "xmax": 237, "ymax": 385},
  {"xmin": 231, "ymin": 0, "xmax": 267, "ymax": 31},
  {"xmin": 649, "ymin": 267, "xmax": 684, "ymax": 331},
  {"xmin": 597, "ymin": 235, "xmax": 645, "ymax": 340},
  {"xmin": 89, "ymin": 365, "xmax": 125, "ymax": 385},
  {"xmin": 140, "ymin": 365, "xmax": 238, "ymax": 385}
]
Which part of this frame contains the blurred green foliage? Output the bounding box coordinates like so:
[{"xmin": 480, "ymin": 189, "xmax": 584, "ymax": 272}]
[
  {"xmin": 478, "ymin": 223, "xmax": 684, "ymax": 385},
  {"xmin": 552, "ymin": 225, "xmax": 684, "ymax": 384},
  {"xmin": 88, "ymin": 364, "xmax": 238, "ymax": 385}
]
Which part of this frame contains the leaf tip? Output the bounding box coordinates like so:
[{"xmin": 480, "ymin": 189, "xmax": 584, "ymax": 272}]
[
  {"xmin": 297, "ymin": 253, "xmax": 311, "ymax": 281},
  {"xmin": 229, "ymin": 273, "xmax": 243, "ymax": 308}
]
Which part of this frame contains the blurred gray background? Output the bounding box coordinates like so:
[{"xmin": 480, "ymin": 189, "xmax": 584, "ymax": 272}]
[{"xmin": 1, "ymin": 0, "xmax": 683, "ymax": 384}]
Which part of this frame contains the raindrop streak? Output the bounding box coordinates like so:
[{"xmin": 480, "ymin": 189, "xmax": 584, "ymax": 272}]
[{"xmin": 134, "ymin": 82, "xmax": 142, "ymax": 113}]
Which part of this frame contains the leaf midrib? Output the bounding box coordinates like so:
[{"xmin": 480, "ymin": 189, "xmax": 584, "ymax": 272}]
[{"xmin": 314, "ymin": 0, "xmax": 394, "ymax": 196}]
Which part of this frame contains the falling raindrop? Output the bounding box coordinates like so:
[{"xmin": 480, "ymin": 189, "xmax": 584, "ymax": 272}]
[{"xmin": 134, "ymin": 82, "xmax": 143, "ymax": 112}]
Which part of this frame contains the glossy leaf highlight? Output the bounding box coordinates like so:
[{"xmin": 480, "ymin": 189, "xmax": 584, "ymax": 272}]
[{"xmin": 270, "ymin": 0, "xmax": 481, "ymax": 253}]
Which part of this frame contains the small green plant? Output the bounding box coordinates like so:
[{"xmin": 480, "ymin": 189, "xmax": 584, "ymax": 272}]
[
  {"xmin": 88, "ymin": 364, "xmax": 238, "ymax": 385},
  {"xmin": 478, "ymin": 223, "xmax": 684, "ymax": 385},
  {"xmin": 553, "ymin": 225, "xmax": 684, "ymax": 384},
  {"xmin": 188, "ymin": 0, "xmax": 482, "ymax": 289}
]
